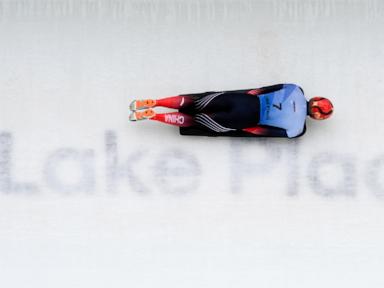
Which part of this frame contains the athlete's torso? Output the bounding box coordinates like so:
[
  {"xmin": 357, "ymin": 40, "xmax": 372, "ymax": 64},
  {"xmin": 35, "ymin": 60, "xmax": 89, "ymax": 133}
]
[{"xmin": 258, "ymin": 84, "xmax": 307, "ymax": 138}]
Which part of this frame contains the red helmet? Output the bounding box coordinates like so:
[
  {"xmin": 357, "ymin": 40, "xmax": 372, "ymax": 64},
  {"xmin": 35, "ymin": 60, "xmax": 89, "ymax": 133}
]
[{"xmin": 308, "ymin": 97, "xmax": 334, "ymax": 120}]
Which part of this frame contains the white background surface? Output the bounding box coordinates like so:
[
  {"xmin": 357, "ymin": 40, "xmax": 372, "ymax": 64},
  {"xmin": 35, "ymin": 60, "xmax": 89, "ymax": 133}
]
[{"xmin": 1, "ymin": 0, "xmax": 384, "ymax": 287}]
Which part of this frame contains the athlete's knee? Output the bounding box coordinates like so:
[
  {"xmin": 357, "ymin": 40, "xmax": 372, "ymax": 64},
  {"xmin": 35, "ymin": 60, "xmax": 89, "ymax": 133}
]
[{"xmin": 194, "ymin": 92, "xmax": 229, "ymax": 112}]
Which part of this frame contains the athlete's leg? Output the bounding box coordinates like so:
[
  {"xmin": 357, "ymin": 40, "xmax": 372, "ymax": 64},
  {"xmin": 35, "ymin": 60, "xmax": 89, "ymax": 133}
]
[
  {"xmin": 151, "ymin": 112, "xmax": 195, "ymax": 127},
  {"xmin": 130, "ymin": 96, "xmax": 194, "ymax": 111},
  {"xmin": 155, "ymin": 96, "xmax": 194, "ymax": 109},
  {"xmin": 129, "ymin": 109, "xmax": 195, "ymax": 127},
  {"xmin": 129, "ymin": 91, "xmax": 260, "ymax": 131},
  {"xmin": 194, "ymin": 93, "xmax": 260, "ymax": 131},
  {"xmin": 194, "ymin": 92, "xmax": 233, "ymax": 112}
]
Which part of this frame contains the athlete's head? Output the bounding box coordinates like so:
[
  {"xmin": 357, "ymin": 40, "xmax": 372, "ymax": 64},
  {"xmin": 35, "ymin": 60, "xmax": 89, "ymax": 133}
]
[{"xmin": 308, "ymin": 97, "xmax": 334, "ymax": 120}]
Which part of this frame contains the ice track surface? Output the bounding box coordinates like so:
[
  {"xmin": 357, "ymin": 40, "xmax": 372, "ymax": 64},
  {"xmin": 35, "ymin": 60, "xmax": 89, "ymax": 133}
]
[{"xmin": 1, "ymin": 1, "xmax": 384, "ymax": 287}]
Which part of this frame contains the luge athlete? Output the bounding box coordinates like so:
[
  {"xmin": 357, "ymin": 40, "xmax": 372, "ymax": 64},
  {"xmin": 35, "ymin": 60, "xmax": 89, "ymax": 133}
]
[{"xmin": 129, "ymin": 84, "xmax": 334, "ymax": 138}]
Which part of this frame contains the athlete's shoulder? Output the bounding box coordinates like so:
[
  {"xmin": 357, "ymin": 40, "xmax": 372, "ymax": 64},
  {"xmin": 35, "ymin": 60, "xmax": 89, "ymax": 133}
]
[{"xmin": 283, "ymin": 83, "xmax": 304, "ymax": 93}]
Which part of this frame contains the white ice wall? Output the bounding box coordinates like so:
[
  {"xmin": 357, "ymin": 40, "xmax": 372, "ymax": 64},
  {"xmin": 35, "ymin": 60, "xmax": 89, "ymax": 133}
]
[{"xmin": 1, "ymin": 1, "xmax": 384, "ymax": 287}]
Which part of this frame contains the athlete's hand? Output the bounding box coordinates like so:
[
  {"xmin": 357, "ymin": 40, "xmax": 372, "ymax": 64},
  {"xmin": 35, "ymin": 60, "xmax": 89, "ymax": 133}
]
[{"xmin": 247, "ymin": 89, "xmax": 262, "ymax": 95}]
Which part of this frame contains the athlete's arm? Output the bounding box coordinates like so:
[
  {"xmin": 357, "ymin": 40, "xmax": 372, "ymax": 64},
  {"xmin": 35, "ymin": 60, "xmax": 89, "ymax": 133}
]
[
  {"xmin": 257, "ymin": 84, "xmax": 285, "ymax": 94},
  {"xmin": 242, "ymin": 125, "xmax": 288, "ymax": 137},
  {"xmin": 181, "ymin": 84, "xmax": 286, "ymax": 99},
  {"xmin": 245, "ymin": 84, "xmax": 285, "ymax": 96},
  {"xmin": 220, "ymin": 84, "xmax": 285, "ymax": 96},
  {"xmin": 247, "ymin": 84, "xmax": 302, "ymax": 95},
  {"xmin": 244, "ymin": 83, "xmax": 286, "ymax": 95}
]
